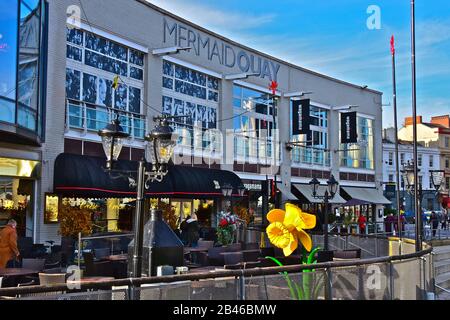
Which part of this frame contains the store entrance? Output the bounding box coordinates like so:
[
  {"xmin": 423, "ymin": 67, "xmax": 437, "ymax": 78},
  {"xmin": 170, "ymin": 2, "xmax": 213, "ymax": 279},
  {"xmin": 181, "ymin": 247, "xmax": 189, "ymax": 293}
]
[{"xmin": 0, "ymin": 177, "xmax": 34, "ymax": 238}]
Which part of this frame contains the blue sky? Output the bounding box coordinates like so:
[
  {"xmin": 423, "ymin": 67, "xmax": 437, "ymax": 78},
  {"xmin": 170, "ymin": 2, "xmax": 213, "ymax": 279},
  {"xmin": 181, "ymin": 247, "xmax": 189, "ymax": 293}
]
[{"xmin": 148, "ymin": 0, "xmax": 450, "ymax": 128}]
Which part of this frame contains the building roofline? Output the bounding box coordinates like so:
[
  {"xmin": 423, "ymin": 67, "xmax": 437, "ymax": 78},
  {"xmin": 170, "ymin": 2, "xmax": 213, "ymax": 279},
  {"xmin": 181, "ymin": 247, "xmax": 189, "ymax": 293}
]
[{"xmin": 136, "ymin": 0, "xmax": 383, "ymax": 96}]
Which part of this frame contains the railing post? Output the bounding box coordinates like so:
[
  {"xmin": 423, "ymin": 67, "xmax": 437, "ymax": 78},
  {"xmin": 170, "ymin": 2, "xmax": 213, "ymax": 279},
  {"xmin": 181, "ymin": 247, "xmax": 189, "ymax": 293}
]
[
  {"xmin": 325, "ymin": 268, "xmax": 333, "ymax": 300},
  {"xmin": 421, "ymin": 256, "xmax": 427, "ymax": 300},
  {"xmin": 82, "ymin": 103, "xmax": 87, "ymax": 135},
  {"xmin": 239, "ymin": 274, "xmax": 246, "ymax": 300},
  {"xmin": 389, "ymin": 261, "xmax": 395, "ymax": 300}
]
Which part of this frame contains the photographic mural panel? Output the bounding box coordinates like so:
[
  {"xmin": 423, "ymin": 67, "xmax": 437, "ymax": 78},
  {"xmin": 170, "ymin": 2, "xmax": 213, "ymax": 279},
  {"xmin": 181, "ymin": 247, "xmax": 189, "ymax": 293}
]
[
  {"xmin": 66, "ymin": 68, "xmax": 81, "ymax": 100},
  {"xmin": 82, "ymin": 73, "xmax": 97, "ymax": 104}
]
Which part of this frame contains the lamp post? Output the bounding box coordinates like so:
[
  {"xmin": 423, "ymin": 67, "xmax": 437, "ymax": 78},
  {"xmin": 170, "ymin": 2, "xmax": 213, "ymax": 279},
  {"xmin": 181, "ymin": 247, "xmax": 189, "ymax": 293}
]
[
  {"xmin": 221, "ymin": 183, "xmax": 233, "ymax": 213},
  {"xmin": 402, "ymin": 163, "xmax": 444, "ymax": 243},
  {"xmin": 309, "ymin": 175, "xmax": 339, "ymax": 252},
  {"xmin": 98, "ymin": 115, "xmax": 177, "ymax": 281}
]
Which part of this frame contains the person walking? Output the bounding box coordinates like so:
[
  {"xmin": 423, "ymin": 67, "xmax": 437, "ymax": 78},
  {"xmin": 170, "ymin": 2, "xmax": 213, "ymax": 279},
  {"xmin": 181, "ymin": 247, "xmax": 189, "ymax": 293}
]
[
  {"xmin": 358, "ymin": 214, "xmax": 367, "ymax": 235},
  {"xmin": 186, "ymin": 213, "xmax": 200, "ymax": 247},
  {"xmin": 0, "ymin": 219, "xmax": 20, "ymax": 268},
  {"xmin": 442, "ymin": 211, "xmax": 448, "ymax": 231},
  {"xmin": 180, "ymin": 216, "xmax": 189, "ymax": 246},
  {"xmin": 431, "ymin": 211, "xmax": 439, "ymax": 237}
]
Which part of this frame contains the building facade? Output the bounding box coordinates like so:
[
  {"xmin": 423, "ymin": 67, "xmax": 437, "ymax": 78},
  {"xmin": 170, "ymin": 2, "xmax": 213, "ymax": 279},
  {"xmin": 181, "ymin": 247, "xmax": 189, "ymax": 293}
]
[
  {"xmin": 382, "ymin": 130, "xmax": 442, "ymax": 215},
  {"xmin": 398, "ymin": 115, "xmax": 450, "ymax": 210},
  {"xmin": 0, "ymin": 0, "xmax": 388, "ymax": 244}
]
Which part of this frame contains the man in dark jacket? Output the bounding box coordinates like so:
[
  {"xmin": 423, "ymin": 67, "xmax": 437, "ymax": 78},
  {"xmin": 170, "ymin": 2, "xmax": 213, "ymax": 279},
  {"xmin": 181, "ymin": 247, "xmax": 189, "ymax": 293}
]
[
  {"xmin": 186, "ymin": 213, "xmax": 200, "ymax": 247},
  {"xmin": 431, "ymin": 211, "xmax": 439, "ymax": 237}
]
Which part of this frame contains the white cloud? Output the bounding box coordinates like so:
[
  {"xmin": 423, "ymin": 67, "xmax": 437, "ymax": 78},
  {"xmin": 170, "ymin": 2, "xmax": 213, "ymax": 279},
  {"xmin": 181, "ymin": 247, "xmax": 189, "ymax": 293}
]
[{"xmin": 146, "ymin": 0, "xmax": 276, "ymax": 33}]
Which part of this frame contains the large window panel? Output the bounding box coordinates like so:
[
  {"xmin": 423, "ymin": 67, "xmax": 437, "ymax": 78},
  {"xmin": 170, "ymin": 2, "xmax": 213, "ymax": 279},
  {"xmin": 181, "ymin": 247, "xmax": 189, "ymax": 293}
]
[
  {"xmin": 18, "ymin": 0, "xmax": 41, "ymax": 123},
  {"xmin": 0, "ymin": 1, "xmax": 19, "ymax": 123}
]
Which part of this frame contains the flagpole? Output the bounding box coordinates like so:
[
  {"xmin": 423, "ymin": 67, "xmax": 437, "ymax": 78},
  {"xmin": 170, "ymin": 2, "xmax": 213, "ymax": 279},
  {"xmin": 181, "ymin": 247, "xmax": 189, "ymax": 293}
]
[
  {"xmin": 391, "ymin": 36, "xmax": 402, "ymax": 238},
  {"xmin": 411, "ymin": 0, "xmax": 421, "ymax": 252}
]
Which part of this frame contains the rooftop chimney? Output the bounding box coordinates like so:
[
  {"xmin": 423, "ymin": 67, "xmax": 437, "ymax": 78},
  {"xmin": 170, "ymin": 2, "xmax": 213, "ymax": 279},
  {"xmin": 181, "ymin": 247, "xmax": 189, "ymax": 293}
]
[
  {"xmin": 431, "ymin": 115, "xmax": 450, "ymax": 128},
  {"xmin": 405, "ymin": 116, "xmax": 422, "ymax": 126}
]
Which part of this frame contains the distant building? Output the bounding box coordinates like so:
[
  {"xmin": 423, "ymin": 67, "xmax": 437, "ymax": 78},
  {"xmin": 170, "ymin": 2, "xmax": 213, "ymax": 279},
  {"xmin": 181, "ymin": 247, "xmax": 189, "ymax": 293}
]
[
  {"xmin": 397, "ymin": 115, "xmax": 450, "ymax": 210},
  {"xmin": 382, "ymin": 132, "xmax": 441, "ymax": 215}
]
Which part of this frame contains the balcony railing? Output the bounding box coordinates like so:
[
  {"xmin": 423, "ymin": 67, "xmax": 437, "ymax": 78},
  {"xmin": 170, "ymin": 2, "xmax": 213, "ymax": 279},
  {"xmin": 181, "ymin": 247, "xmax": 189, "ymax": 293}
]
[
  {"xmin": 291, "ymin": 145, "xmax": 331, "ymax": 167},
  {"xmin": 66, "ymin": 100, "xmax": 146, "ymax": 139},
  {"xmin": 170, "ymin": 122, "xmax": 222, "ymax": 158},
  {"xmin": 234, "ymin": 134, "xmax": 281, "ymax": 164}
]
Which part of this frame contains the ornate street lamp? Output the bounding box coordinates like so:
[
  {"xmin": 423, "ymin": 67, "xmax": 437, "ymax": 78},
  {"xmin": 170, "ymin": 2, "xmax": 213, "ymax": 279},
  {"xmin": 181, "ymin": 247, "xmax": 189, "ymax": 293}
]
[
  {"xmin": 309, "ymin": 177, "xmax": 320, "ymax": 198},
  {"xmin": 98, "ymin": 115, "xmax": 177, "ymax": 287},
  {"xmin": 98, "ymin": 117, "xmax": 130, "ymax": 170},
  {"xmin": 237, "ymin": 184, "xmax": 246, "ymax": 197},
  {"xmin": 327, "ymin": 175, "xmax": 339, "ymax": 198},
  {"xmin": 221, "ymin": 183, "xmax": 233, "ymax": 198},
  {"xmin": 309, "ymin": 175, "xmax": 339, "ymax": 252},
  {"xmin": 430, "ymin": 170, "xmax": 445, "ymax": 191}
]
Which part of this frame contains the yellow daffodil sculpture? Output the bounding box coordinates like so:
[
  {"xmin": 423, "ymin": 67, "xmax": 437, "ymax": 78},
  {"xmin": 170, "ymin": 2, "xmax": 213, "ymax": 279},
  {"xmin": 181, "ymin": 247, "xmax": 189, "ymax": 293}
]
[{"xmin": 266, "ymin": 203, "xmax": 316, "ymax": 256}]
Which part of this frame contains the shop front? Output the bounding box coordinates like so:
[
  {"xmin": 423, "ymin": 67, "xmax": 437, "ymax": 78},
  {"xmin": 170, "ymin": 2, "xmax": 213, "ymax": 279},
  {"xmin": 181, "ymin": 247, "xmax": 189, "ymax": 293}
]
[
  {"xmin": 340, "ymin": 186, "xmax": 391, "ymax": 232},
  {"xmin": 0, "ymin": 156, "xmax": 40, "ymax": 238},
  {"xmin": 51, "ymin": 153, "xmax": 244, "ymax": 240},
  {"xmin": 291, "ymin": 183, "xmax": 346, "ymax": 231}
]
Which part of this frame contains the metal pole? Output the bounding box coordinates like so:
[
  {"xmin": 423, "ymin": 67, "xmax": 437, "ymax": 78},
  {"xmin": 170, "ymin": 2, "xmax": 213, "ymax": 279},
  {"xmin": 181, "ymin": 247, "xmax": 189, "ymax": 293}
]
[
  {"xmin": 324, "ymin": 191, "xmax": 329, "ymax": 251},
  {"xmin": 411, "ymin": 0, "xmax": 421, "ymax": 252},
  {"xmin": 392, "ymin": 39, "xmax": 402, "ymax": 238},
  {"xmin": 131, "ymin": 159, "xmax": 146, "ymax": 279}
]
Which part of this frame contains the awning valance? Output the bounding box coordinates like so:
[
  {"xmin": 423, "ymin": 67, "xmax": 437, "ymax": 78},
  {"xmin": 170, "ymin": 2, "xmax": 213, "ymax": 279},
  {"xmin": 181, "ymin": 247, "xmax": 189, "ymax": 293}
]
[
  {"xmin": 292, "ymin": 184, "xmax": 346, "ymax": 204},
  {"xmin": 341, "ymin": 186, "xmax": 391, "ymax": 205},
  {"xmin": 53, "ymin": 153, "xmax": 243, "ymax": 199}
]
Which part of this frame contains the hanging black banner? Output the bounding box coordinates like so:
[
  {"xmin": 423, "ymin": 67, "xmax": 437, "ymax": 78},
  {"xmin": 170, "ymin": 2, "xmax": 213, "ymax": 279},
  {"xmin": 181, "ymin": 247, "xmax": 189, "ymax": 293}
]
[
  {"xmin": 292, "ymin": 99, "xmax": 311, "ymax": 135},
  {"xmin": 340, "ymin": 111, "xmax": 358, "ymax": 143}
]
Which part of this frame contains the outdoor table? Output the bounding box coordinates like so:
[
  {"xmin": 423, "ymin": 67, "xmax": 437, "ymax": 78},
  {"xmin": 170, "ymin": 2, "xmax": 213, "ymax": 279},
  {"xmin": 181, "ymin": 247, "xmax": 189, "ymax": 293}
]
[
  {"xmin": 0, "ymin": 268, "xmax": 39, "ymax": 288},
  {"xmin": 0, "ymin": 268, "xmax": 39, "ymax": 277},
  {"xmin": 67, "ymin": 276, "xmax": 115, "ymax": 284},
  {"xmin": 186, "ymin": 248, "xmax": 209, "ymax": 265}
]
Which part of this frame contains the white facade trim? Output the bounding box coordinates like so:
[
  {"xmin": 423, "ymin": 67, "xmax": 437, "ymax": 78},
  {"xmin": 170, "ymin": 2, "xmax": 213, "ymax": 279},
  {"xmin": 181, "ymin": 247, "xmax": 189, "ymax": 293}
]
[
  {"xmin": 340, "ymin": 181, "xmax": 377, "ymax": 188},
  {"xmin": 339, "ymin": 168, "xmax": 375, "ymax": 175},
  {"xmin": 233, "ymin": 80, "xmax": 281, "ymax": 96},
  {"xmin": 76, "ymin": 21, "xmax": 149, "ymax": 53},
  {"xmin": 162, "ymin": 56, "xmax": 223, "ymax": 78}
]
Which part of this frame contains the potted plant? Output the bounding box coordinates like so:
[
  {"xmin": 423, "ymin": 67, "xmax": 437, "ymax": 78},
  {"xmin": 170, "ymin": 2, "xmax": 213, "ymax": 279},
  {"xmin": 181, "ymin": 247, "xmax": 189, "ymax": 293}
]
[
  {"xmin": 216, "ymin": 212, "xmax": 237, "ymax": 246},
  {"xmin": 59, "ymin": 203, "xmax": 93, "ymax": 266}
]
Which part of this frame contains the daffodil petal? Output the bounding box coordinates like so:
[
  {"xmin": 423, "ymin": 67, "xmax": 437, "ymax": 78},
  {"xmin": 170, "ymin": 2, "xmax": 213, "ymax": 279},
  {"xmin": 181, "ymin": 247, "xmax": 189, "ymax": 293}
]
[
  {"xmin": 284, "ymin": 204, "xmax": 303, "ymax": 230},
  {"xmin": 267, "ymin": 209, "xmax": 286, "ymax": 223},
  {"xmin": 297, "ymin": 229, "xmax": 313, "ymax": 252},
  {"xmin": 267, "ymin": 222, "xmax": 290, "ymax": 249},
  {"xmin": 283, "ymin": 232, "xmax": 298, "ymax": 257},
  {"xmin": 299, "ymin": 211, "xmax": 317, "ymax": 230}
]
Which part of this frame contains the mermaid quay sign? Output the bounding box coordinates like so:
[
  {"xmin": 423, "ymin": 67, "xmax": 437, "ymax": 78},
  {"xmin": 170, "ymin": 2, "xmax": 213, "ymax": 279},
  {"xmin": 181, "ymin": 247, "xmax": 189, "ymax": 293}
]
[{"xmin": 163, "ymin": 18, "xmax": 280, "ymax": 81}]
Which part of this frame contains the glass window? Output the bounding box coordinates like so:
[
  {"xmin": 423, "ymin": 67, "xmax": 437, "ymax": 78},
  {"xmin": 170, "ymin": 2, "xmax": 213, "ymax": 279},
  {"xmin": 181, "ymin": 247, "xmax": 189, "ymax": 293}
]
[
  {"xmin": 0, "ymin": 0, "xmax": 18, "ymax": 123},
  {"xmin": 67, "ymin": 28, "xmax": 83, "ymax": 46},
  {"xmin": 130, "ymin": 66, "xmax": 143, "ymax": 81},
  {"xmin": 418, "ymin": 154, "xmax": 422, "ymax": 167},
  {"xmin": 67, "ymin": 45, "xmax": 82, "ymax": 62},
  {"xmin": 429, "ymin": 155, "xmax": 433, "ymax": 168},
  {"xmin": 66, "ymin": 68, "xmax": 80, "ymax": 100},
  {"xmin": 340, "ymin": 116, "xmax": 374, "ymax": 169}
]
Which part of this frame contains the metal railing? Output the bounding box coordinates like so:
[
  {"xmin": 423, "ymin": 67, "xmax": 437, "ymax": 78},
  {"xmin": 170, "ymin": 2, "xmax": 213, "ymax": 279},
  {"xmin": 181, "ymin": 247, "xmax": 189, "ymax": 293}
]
[
  {"xmin": 291, "ymin": 145, "xmax": 331, "ymax": 167},
  {"xmin": 0, "ymin": 234, "xmax": 434, "ymax": 300},
  {"xmin": 234, "ymin": 134, "xmax": 281, "ymax": 165},
  {"xmin": 66, "ymin": 99, "xmax": 146, "ymax": 139}
]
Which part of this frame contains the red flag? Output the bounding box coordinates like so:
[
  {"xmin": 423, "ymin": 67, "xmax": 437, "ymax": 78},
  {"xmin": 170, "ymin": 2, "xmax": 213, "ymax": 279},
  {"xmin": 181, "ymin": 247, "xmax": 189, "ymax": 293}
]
[
  {"xmin": 390, "ymin": 35, "xmax": 395, "ymax": 55},
  {"xmin": 269, "ymin": 80, "xmax": 278, "ymax": 95}
]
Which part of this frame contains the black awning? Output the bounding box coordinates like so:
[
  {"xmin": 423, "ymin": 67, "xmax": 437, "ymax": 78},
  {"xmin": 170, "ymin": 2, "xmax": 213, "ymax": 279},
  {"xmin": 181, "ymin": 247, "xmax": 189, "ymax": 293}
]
[{"xmin": 53, "ymin": 153, "xmax": 243, "ymax": 199}]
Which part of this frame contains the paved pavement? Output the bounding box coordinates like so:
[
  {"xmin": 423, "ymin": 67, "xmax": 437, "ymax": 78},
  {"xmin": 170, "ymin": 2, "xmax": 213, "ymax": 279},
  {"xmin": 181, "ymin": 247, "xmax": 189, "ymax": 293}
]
[{"xmin": 401, "ymin": 223, "xmax": 450, "ymax": 240}]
